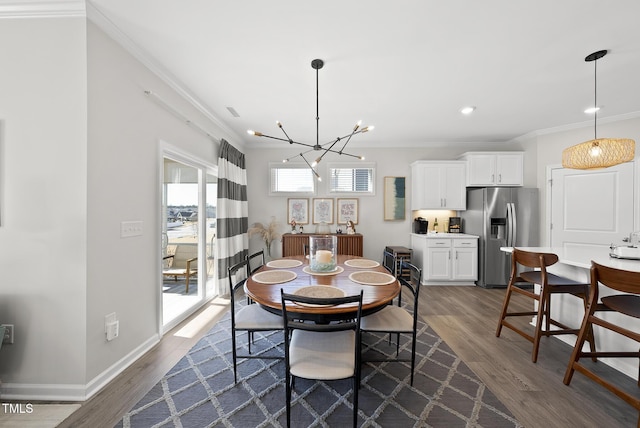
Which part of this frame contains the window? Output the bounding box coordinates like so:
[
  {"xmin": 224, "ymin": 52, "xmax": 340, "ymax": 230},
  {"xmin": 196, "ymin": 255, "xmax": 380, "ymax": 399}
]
[
  {"xmin": 270, "ymin": 163, "xmax": 316, "ymax": 194},
  {"xmin": 329, "ymin": 163, "xmax": 375, "ymax": 194}
]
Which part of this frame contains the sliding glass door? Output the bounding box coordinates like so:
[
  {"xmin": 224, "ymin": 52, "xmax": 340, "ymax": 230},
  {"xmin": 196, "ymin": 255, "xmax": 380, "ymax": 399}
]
[{"xmin": 162, "ymin": 156, "xmax": 217, "ymax": 329}]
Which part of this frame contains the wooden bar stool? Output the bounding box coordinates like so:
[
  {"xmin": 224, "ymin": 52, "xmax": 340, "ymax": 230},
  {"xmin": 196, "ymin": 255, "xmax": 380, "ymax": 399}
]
[
  {"xmin": 564, "ymin": 262, "xmax": 640, "ymax": 426},
  {"xmin": 496, "ymin": 248, "xmax": 596, "ymax": 363}
]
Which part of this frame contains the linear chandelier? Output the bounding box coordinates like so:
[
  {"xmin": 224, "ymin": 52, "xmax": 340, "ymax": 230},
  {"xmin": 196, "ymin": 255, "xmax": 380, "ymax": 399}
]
[
  {"xmin": 247, "ymin": 59, "xmax": 373, "ymax": 181},
  {"xmin": 562, "ymin": 50, "xmax": 635, "ymax": 169}
]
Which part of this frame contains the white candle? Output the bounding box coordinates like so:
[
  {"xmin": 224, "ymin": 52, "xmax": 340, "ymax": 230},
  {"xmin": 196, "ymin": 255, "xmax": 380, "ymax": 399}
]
[{"xmin": 316, "ymin": 250, "xmax": 333, "ymax": 264}]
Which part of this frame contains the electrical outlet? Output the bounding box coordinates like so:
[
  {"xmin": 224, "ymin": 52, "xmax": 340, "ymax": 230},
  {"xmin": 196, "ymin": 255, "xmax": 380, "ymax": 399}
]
[{"xmin": 1, "ymin": 324, "xmax": 14, "ymax": 344}]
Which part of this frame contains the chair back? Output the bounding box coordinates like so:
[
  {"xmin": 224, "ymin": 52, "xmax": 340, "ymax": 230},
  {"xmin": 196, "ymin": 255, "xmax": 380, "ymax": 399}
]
[
  {"xmin": 280, "ymin": 290, "xmax": 364, "ymax": 335},
  {"xmin": 511, "ymin": 248, "xmax": 558, "ymax": 283},
  {"xmin": 247, "ymin": 250, "xmax": 265, "ymax": 275},
  {"xmin": 591, "ymin": 261, "xmax": 640, "ymax": 296},
  {"xmin": 382, "ymin": 249, "xmax": 397, "ymax": 276},
  {"xmin": 228, "ymin": 259, "xmax": 250, "ymax": 305},
  {"xmin": 171, "ymin": 244, "xmax": 198, "ymax": 269},
  {"xmin": 397, "ymin": 260, "xmax": 422, "ymax": 319}
]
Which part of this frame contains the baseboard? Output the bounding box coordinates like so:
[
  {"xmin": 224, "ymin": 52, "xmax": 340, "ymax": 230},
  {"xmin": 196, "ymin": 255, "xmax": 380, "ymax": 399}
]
[{"xmin": 0, "ymin": 333, "xmax": 160, "ymax": 401}]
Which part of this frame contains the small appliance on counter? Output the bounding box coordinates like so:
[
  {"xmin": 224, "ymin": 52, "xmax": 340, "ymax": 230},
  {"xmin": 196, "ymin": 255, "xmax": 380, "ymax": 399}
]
[
  {"xmin": 414, "ymin": 217, "xmax": 428, "ymax": 234},
  {"xmin": 448, "ymin": 217, "xmax": 461, "ymax": 233},
  {"xmin": 610, "ymin": 231, "xmax": 640, "ymax": 260}
]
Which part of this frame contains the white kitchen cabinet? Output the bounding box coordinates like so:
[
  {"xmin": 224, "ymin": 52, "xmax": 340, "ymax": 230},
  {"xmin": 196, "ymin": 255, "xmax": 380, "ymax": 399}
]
[
  {"xmin": 410, "ymin": 161, "xmax": 466, "ymax": 210},
  {"xmin": 459, "ymin": 152, "xmax": 523, "ymax": 187},
  {"xmin": 410, "ymin": 234, "xmax": 478, "ymax": 285}
]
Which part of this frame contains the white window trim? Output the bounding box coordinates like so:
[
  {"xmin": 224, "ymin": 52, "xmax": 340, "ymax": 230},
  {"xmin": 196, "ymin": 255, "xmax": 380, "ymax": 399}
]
[
  {"xmin": 327, "ymin": 162, "xmax": 376, "ymax": 195},
  {"xmin": 268, "ymin": 162, "xmax": 317, "ymax": 196}
]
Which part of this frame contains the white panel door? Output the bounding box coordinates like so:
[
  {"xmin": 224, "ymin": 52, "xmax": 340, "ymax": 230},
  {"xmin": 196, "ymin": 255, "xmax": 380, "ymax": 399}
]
[{"xmin": 550, "ymin": 162, "xmax": 634, "ymax": 249}]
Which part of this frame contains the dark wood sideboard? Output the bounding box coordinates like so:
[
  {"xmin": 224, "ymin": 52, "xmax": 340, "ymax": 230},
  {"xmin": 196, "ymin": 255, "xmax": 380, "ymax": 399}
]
[{"xmin": 281, "ymin": 233, "xmax": 363, "ymax": 257}]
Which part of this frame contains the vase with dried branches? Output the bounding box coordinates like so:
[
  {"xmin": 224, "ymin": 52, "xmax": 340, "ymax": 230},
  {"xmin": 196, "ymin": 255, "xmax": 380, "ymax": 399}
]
[{"xmin": 248, "ymin": 217, "xmax": 281, "ymax": 259}]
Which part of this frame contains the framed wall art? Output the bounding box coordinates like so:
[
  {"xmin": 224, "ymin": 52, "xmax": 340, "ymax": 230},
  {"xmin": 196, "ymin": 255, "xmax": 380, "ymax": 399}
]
[
  {"xmin": 337, "ymin": 198, "xmax": 359, "ymax": 224},
  {"xmin": 287, "ymin": 198, "xmax": 309, "ymax": 224},
  {"xmin": 383, "ymin": 176, "xmax": 406, "ymax": 221},
  {"xmin": 312, "ymin": 198, "xmax": 334, "ymax": 224}
]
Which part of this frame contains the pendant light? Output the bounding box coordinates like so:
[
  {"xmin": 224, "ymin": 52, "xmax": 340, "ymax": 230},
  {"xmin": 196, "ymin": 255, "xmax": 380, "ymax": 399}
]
[
  {"xmin": 562, "ymin": 50, "xmax": 635, "ymax": 169},
  {"xmin": 247, "ymin": 59, "xmax": 372, "ymax": 180}
]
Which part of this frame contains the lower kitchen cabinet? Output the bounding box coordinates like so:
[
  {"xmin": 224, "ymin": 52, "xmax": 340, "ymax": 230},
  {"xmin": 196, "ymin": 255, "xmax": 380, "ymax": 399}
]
[{"xmin": 411, "ymin": 234, "xmax": 478, "ymax": 286}]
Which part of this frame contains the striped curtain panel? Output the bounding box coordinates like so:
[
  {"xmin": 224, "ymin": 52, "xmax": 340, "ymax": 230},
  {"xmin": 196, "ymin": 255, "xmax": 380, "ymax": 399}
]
[{"xmin": 217, "ymin": 140, "xmax": 249, "ymax": 295}]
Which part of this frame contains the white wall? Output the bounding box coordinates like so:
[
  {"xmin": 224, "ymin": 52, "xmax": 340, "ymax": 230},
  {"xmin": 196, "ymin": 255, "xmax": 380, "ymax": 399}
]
[
  {"xmin": 246, "ymin": 142, "xmax": 533, "ymax": 261},
  {"xmin": 0, "ymin": 15, "xmax": 238, "ymax": 400},
  {"xmin": 0, "ymin": 17, "xmax": 89, "ymax": 397}
]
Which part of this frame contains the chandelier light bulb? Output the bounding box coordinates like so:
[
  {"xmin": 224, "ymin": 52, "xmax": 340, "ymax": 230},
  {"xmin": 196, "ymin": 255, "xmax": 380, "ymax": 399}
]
[
  {"xmin": 282, "ymin": 158, "xmax": 289, "ymax": 163},
  {"xmin": 460, "ymin": 106, "xmax": 476, "ymax": 115},
  {"xmin": 584, "ymin": 106, "xmax": 600, "ymax": 114},
  {"xmin": 589, "ymin": 143, "xmax": 602, "ymax": 157},
  {"xmin": 359, "ymin": 156, "xmax": 365, "ymax": 160}
]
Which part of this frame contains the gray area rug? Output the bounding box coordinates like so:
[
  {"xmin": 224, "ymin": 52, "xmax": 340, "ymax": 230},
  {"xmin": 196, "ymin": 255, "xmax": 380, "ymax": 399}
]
[{"xmin": 117, "ymin": 303, "xmax": 522, "ymax": 427}]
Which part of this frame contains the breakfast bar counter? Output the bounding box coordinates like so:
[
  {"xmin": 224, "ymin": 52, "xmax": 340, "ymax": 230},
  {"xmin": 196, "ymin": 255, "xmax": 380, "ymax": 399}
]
[{"xmin": 501, "ymin": 245, "xmax": 640, "ymax": 379}]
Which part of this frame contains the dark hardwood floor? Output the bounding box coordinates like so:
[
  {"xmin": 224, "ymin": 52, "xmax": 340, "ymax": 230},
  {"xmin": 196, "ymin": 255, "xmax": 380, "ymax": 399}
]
[{"xmin": 59, "ymin": 287, "xmax": 638, "ymax": 427}]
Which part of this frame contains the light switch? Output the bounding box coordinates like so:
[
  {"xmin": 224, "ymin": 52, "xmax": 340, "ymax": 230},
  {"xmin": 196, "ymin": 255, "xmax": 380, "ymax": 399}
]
[{"xmin": 121, "ymin": 221, "xmax": 143, "ymax": 238}]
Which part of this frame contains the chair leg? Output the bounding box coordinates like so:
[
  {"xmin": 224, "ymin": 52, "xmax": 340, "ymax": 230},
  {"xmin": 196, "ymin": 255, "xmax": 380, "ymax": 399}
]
[
  {"xmin": 563, "ymin": 311, "xmax": 595, "ymax": 385},
  {"xmin": 352, "ymin": 376, "xmax": 359, "ymax": 428},
  {"xmin": 285, "ymin": 372, "xmax": 292, "ymax": 428},
  {"xmin": 496, "ymin": 285, "xmax": 514, "ymax": 337},
  {"xmin": 185, "ymin": 275, "xmax": 189, "ymax": 294},
  {"xmin": 410, "ymin": 330, "xmax": 417, "ymax": 386},
  {"xmin": 531, "ymin": 288, "xmax": 547, "ymax": 363},
  {"xmin": 231, "ymin": 330, "xmax": 238, "ymax": 383}
]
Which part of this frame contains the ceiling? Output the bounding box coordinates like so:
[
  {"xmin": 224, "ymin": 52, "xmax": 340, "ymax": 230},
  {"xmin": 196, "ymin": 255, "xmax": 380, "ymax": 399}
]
[{"xmin": 87, "ymin": 0, "xmax": 640, "ymax": 150}]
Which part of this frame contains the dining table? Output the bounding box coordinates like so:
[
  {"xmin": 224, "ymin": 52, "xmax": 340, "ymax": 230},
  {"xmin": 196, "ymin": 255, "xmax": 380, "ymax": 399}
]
[{"xmin": 244, "ymin": 254, "xmax": 401, "ymax": 323}]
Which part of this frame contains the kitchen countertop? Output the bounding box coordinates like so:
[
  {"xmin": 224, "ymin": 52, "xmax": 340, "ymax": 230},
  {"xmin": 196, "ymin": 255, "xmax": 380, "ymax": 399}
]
[
  {"xmin": 500, "ymin": 246, "xmax": 640, "ymax": 272},
  {"xmin": 412, "ymin": 233, "xmax": 479, "ymax": 239}
]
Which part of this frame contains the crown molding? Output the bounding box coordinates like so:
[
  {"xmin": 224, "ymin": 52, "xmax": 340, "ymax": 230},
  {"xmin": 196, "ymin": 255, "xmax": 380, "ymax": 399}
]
[
  {"xmin": 0, "ymin": 0, "xmax": 85, "ymax": 18},
  {"xmin": 86, "ymin": 1, "xmax": 244, "ymax": 147}
]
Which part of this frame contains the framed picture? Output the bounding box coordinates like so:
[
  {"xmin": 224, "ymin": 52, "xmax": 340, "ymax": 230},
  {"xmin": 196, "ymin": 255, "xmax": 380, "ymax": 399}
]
[
  {"xmin": 312, "ymin": 198, "xmax": 334, "ymax": 224},
  {"xmin": 287, "ymin": 198, "xmax": 309, "ymax": 225},
  {"xmin": 337, "ymin": 198, "xmax": 358, "ymax": 224},
  {"xmin": 383, "ymin": 176, "xmax": 406, "ymax": 221}
]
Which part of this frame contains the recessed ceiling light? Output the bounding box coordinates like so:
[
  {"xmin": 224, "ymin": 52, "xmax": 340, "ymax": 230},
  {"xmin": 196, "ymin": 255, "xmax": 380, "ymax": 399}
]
[
  {"xmin": 584, "ymin": 106, "xmax": 600, "ymax": 114},
  {"xmin": 460, "ymin": 106, "xmax": 476, "ymax": 115}
]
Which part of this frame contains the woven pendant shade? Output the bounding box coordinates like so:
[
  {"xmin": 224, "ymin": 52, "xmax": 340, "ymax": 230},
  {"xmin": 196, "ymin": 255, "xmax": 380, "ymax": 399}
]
[{"xmin": 562, "ymin": 138, "xmax": 635, "ymax": 169}]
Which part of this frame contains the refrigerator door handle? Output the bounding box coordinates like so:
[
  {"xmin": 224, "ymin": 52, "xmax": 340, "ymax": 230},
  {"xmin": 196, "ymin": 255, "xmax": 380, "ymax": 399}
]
[
  {"xmin": 511, "ymin": 202, "xmax": 517, "ymax": 247},
  {"xmin": 506, "ymin": 203, "xmax": 514, "ymax": 247}
]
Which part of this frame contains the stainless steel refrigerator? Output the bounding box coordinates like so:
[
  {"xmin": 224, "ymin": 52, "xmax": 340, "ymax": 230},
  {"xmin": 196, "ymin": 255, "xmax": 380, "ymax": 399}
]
[{"xmin": 459, "ymin": 187, "xmax": 539, "ymax": 288}]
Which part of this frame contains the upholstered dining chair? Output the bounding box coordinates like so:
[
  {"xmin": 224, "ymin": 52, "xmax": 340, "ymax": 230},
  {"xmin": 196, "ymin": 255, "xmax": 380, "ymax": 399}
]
[
  {"xmin": 228, "ymin": 259, "xmax": 283, "ymax": 383},
  {"xmin": 280, "ymin": 289, "xmax": 364, "ymax": 428},
  {"xmin": 361, "ymin": 259, "xmax": 422, "ymax": 385},
  {"xmin": 564, "ymin": 261, "xmax": 640, "ymax": 426},
  {"xmin": 496, "ymin": 248, "xmax": 596, "ymax": 363}
]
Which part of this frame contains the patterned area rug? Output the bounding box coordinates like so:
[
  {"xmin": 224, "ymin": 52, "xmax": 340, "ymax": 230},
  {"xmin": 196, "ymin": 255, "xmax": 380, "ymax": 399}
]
[{"xmin": 117, "ymin": 304, "xmax": 521, "ymax": 427}]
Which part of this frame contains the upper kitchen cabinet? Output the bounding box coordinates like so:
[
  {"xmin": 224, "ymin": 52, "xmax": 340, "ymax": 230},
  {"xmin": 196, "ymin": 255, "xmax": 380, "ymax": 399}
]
[
  {"xmin": 459, "ymin": 152, "xmax": 523, "ymax": 187},
  {"xmin": 411, "ymin": 161, "xmax": 466, "ymax": 210}
]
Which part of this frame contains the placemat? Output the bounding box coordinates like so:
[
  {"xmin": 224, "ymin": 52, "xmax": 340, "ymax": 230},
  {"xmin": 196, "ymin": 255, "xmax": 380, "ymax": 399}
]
[
  {"xmin": 252, "ymin": 270, "xmax": 297, "ymax": 284},
  {"xmin": 348, "ymin": 271, "xmax": 396, "ymax": 285},
  {"xmin": 266, "ymin": 259, "xmax": 303, "ymax": 268},
  {"xmin": 302, "ymin": 266, "xmax": 344, "ymax": 276},
  {"xmin": 293, "ymin": 286, "xmax": 345, "ymax": 307},
  {"xmin": 344, "ymin": 259, "xmax": 380, "ymax": 268}
]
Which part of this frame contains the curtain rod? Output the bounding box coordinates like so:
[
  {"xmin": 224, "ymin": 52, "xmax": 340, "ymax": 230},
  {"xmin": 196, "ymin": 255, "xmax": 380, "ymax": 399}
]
[{"xmin": 144, "ymin": 90, "xmax": 218, "ymax": 142}]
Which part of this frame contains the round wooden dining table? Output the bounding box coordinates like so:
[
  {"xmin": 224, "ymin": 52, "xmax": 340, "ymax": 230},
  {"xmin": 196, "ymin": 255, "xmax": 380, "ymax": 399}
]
[{"xmin": 245, "ymin": 254, "xmax": 401, "ymax": 323}]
